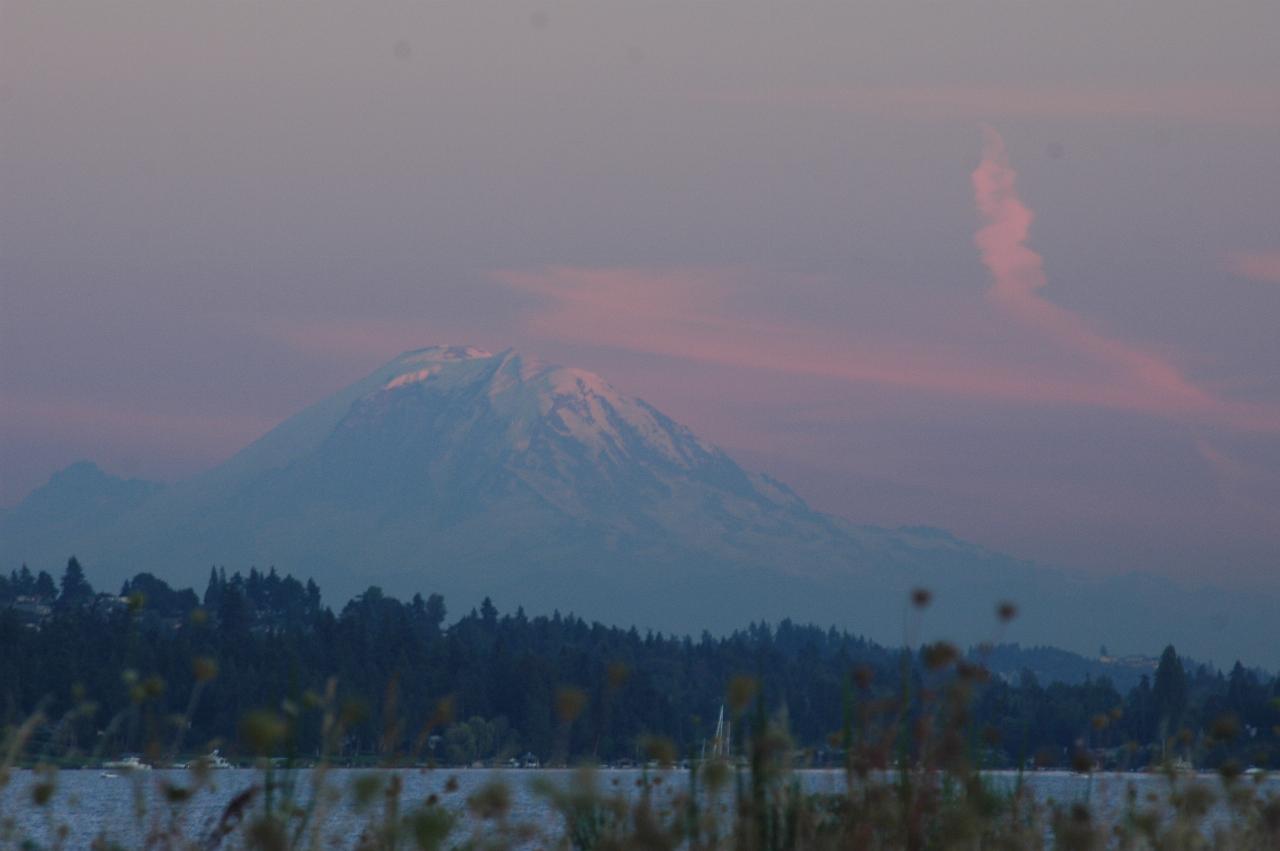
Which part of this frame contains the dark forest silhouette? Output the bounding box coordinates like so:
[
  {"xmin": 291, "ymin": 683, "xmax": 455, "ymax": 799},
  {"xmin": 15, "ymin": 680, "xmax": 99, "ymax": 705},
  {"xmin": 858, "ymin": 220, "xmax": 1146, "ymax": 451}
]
[{"xmin": 2, "ymin": 558, "xmax": 1276, "ymax": 769}]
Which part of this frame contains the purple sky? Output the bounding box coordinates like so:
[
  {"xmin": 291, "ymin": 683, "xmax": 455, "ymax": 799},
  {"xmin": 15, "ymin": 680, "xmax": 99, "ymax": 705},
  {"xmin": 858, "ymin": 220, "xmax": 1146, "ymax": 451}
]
[{"xmin": 3, "ymin": 1, "xmax": 1279, "ymax": 589}]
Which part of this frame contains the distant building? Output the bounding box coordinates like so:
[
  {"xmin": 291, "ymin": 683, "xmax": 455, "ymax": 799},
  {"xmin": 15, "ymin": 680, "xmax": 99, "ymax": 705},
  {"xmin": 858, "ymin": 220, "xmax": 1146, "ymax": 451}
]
[
  {"xmin": 92, "ymin": 593, "xmax": 129, "ymax": 614},
  {"xmin": 10, "ymin": 595, "xmax": 53, "ymax": 629}
]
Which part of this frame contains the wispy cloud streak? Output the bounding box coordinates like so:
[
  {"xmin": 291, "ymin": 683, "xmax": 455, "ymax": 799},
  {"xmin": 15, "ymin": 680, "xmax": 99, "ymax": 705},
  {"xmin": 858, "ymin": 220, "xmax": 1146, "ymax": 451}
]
[
  {"xmin": 495, "ymin": 130, "xmax": 1280, "ymax": 432},
  {"xmin": 971, "ymin": 126, "xmax": 1214, "ymax": 416}
]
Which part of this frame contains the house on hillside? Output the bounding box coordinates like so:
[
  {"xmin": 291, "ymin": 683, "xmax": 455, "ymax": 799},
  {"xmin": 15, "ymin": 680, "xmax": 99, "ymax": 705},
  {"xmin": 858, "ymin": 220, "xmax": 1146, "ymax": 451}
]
[{"xmin": 9, "ymin": 595, "xmax": 52, "ymax": 629}]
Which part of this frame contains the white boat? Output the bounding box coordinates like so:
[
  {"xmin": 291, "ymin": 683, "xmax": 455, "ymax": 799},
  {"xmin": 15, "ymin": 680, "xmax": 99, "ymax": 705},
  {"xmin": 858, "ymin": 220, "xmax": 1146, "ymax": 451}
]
[
  {"xmin": 102, "ymin": 755, "xmax": 151, "ymax": 771},
  {"xmin": 203, "ymin": 749, "xmax": 234, "ymax": 769}
]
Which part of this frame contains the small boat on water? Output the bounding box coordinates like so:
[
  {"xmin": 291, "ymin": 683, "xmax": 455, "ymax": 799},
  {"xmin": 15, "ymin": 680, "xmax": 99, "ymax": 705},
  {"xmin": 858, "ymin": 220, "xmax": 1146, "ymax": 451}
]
[
  {"xmin": 203, "ymin": 749, "xmax": 234, "ymax": 769},
  {"xmin": 101, "ymin": 755, "xmax": 151, "ymax": 772},
  {"xmin": 100, "ymin": 771, "xmax": 119, "ymax": 779}
]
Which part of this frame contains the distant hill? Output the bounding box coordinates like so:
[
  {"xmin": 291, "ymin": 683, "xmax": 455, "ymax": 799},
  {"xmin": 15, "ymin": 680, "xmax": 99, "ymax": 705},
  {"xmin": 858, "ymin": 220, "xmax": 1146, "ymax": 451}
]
[
  {"xmin": 980, "ymin": 644, "xmax": 1161, "ymax": 692},
  {"xmin": 3, "ymin": 346, "xmax": 1276, "ymax": 668}
]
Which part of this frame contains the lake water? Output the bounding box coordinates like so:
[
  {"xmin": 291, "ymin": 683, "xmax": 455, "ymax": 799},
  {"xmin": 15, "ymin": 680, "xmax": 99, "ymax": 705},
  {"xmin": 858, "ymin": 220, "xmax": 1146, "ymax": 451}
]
[{"xmin": 2, "ymin": 766, "xmax": 1275, "ymax": 847}]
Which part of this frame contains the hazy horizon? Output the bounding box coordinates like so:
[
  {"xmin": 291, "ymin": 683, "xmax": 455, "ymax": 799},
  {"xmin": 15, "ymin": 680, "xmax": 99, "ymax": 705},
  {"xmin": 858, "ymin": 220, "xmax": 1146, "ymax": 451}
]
[{"xmin": 3, "ymin": 1, "xmax": 1279, "ymax": 592}]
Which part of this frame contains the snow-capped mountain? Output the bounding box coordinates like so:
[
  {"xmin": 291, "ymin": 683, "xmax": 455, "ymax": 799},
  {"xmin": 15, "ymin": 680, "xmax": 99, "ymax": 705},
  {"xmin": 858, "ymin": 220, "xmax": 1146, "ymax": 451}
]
[{"xmin": 3, "ymin": 347, "xmax": 1277, "ymax": 667}]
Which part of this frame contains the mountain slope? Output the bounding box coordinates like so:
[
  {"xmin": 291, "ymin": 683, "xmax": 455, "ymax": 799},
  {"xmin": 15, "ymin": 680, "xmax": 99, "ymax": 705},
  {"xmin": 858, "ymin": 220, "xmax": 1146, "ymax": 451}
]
[{"xmin": 3, "ymin": 346, "xmax": 1276, "ymax": 667}]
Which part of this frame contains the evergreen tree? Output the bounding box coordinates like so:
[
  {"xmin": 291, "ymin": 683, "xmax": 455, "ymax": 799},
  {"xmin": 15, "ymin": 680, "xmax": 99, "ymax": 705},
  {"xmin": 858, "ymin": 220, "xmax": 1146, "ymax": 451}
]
[
  {"xmin": 57, "ymin": 556, "xmax": 94, "ymax": 608},
  {"xmin": 1153, "ymin": 645, "xmax": 1188, "ymax": 736},
  {"xmin": 424, "ymin": 593, "xmax": 447, "ymax": 634},
  {"xmin": 34, "ymin": 570, "xmax": 57, "ymax": 599},
  {"xmin": 480, "ymin": 597, "xmax": 498, "ymax": 626},
  {"xmin": 3, "ymin": 567, "xmax": 1277, "ymax": 768},
  {"xmin": 217, "ymin": 580, "xmax": 250, "ymax": 637},
  {"xmin": 203, "ymin": 567, "xmax": 223, "ymax": 609},
  {"xmin": 305, "ymin": 578, "xmax": 322, "ymax": 613},
  {"xmin": 12, "ymin": 565, "xmax": 34, "ymax": 596}
]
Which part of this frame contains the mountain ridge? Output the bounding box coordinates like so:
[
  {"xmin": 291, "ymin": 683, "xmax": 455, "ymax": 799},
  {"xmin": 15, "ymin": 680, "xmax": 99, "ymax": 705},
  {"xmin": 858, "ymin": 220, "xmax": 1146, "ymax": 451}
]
[{"xmin": 3, "ymin": 346, "xmax": 1277, "ymax": 668}]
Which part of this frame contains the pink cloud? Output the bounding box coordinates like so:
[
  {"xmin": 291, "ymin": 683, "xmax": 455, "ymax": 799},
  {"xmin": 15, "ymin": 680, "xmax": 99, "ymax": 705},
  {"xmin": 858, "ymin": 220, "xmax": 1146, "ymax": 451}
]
[
  {"xmin": 495, "ymin": 267, "xmax": 1034, "ymax": 400},
  {"xmin": 495, "ymin": 265, "xmax": 1261, "ymax": 421},
  {"xmin": 494, "ymin": 131, "xmax": 1280, "ymax": 432},
  {"xmin": 971, "ymin": 126, "xmax": 1213, "ymax": 416},
  {"xmin": 1227, "ymin": 250, "xmax": 1280, "ymax": 284}
]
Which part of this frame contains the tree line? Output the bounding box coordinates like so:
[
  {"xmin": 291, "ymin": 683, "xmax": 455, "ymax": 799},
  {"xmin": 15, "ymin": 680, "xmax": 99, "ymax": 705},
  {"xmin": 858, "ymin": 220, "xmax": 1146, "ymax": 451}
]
[{"xmin": 2, "ymin": 558, "xmax": 1277, "ymax": 769}]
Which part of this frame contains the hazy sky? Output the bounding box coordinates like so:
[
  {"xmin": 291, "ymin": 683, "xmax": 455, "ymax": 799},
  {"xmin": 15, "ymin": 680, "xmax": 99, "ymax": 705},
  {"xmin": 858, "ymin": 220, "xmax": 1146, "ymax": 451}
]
[{"xmin": 3, "ymin": 1, "xmax": 1279, "ymax": 588}]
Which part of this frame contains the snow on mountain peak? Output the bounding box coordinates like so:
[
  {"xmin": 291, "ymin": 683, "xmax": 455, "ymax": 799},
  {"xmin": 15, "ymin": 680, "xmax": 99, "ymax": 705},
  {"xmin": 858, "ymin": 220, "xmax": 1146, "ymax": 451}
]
[
  {"xmin": 374, "ymin": 346, "xmax": 717, "ymax": 468},
  {"xmin": 531, "ymin": 363, "xmax": 716, "ymax": 467},
  {"xmin": 383, "ymin": 346, "xmax": 495, "ymax": 389}
]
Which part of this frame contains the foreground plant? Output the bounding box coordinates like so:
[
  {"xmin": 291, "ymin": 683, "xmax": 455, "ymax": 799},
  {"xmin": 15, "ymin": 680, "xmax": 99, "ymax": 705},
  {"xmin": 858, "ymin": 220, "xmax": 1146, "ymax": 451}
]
[{"xmin": 2, "ymin": 591, "xmax": 1278, "ymax": 850}]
